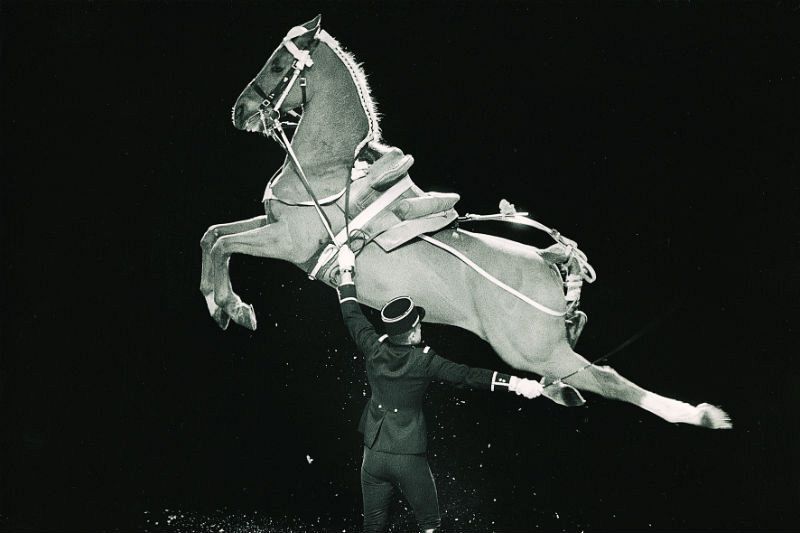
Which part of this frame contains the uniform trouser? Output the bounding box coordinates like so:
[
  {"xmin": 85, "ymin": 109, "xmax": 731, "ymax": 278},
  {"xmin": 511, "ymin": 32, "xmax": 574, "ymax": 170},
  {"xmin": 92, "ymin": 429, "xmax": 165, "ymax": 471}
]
[{"xmin": 361, "ymin": 446, "xmax": 441, "ymax": 532}]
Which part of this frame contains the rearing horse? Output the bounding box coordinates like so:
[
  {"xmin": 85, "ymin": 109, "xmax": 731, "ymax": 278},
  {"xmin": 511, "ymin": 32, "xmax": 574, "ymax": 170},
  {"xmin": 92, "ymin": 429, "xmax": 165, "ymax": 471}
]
[{"xmin": 200, "ymin": 15, "xmax": 731, "ymax": 429}]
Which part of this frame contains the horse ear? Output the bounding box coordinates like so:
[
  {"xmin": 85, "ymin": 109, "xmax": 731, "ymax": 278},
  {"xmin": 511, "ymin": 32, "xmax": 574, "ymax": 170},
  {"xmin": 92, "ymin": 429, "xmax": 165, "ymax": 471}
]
[
  {"xmin": 284, "ymin": 14, "xmax": 321, "ymax": 46},
  {"xmin": 301, "ymin": 14, "xmax": 322, "ymax": 34},
  {"xmin": 292, "ymin": 14, "xmax": 321, "ymax": 48}
]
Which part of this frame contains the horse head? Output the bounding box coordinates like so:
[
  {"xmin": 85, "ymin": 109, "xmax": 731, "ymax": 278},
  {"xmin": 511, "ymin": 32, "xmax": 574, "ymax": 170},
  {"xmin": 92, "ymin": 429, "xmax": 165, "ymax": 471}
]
[
  {"xmin": 230, "ymin": 15, "xmax": 382, "ymax": 207},
  {"xmin": 231, "ymin": 14, "xmax": 322, "ymax": 134}
]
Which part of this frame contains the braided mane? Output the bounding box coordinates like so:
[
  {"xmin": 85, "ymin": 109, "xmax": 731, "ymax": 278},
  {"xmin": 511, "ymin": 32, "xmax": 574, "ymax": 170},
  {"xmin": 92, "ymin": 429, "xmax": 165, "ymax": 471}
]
[{"xmin": 318, "ymin": 30, "xmax": 385, "ymax": 150}]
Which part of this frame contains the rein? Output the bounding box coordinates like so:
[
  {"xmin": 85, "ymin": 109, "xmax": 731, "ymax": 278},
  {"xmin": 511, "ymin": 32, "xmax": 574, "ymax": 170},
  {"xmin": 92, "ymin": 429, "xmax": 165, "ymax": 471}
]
[{"xmin": 272, "ymin": 124, "xmax": 338, "ymax": 244}]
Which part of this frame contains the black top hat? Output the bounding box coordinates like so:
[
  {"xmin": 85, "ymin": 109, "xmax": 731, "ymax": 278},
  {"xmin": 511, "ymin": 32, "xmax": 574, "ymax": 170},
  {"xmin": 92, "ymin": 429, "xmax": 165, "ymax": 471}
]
[{"xmin": 380, "ymin": 296, "xmax": 426, "ymax": 335}]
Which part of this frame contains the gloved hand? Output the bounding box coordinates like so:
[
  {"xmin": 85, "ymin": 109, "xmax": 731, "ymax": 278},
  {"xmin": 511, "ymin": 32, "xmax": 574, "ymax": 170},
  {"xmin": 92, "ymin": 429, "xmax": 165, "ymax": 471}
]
[
  {"xmin": 338, "ymin": 244, "xmax": 356, "ymax": 273},
  {"xmin": 509, "ymin": 376, "xmax": 543, "ymax": 399}
]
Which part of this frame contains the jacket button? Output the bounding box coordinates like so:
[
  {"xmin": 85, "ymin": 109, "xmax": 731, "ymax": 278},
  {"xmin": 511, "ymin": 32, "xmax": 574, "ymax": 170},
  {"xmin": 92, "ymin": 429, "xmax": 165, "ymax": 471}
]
[{"xmin": 393, "ymin": 408, "xmax": 398, "ymax": 413}]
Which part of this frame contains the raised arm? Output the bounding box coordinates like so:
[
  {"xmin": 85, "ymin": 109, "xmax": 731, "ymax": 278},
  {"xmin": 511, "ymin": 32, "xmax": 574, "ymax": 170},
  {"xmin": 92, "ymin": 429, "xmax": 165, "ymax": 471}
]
[
  {"xmin": 423, "ymin": 347, "xmax": 543, "ymax": 399},
  {"xmin": 336, "ymin": 245, "xmax": 381, "ymax": 354}
]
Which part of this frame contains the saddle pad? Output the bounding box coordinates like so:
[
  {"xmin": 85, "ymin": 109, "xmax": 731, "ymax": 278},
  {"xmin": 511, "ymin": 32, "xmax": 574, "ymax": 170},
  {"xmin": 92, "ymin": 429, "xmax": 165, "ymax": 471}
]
[
  {"xmin": 306, "ymin": 179, "xmax": 459, "ymax": 284},
  {"xmin": 300, "ymin": 146, "xmax": 461, "ymax": 282}
]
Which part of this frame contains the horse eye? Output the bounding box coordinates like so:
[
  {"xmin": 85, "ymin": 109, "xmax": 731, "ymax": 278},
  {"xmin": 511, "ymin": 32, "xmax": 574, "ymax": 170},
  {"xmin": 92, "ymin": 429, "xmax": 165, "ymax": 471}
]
[{"xmin": 270, "ymin": 64, "xmax": 284, "ymax": 73}]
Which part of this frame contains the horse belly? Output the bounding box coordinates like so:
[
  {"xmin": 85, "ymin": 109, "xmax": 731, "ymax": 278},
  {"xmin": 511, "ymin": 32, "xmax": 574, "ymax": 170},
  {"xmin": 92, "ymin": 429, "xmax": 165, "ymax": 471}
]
[
  {"xmin": 354, "ymin": 238, "xmax": 480, "ymax": 331},
  {"xmin": 443, "ymin": 230, "xmax": 569, "ymax": 360},
  {"xmin": 353, "ymin": 230, "xmax": 567, "ymax": 360}
]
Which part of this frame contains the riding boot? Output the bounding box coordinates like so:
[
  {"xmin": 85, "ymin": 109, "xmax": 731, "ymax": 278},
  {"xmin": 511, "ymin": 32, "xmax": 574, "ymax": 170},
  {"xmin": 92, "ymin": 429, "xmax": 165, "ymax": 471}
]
[
  {"xmin": 539, "ymin": 242, "xmax": 573, "ymax": 266},
  {"xmin": 564, "ymin": 259, "xmax": 587, "ymax": 348},
  {"xmin": 564, "ymin": 309, "xmax": 588, "ymax": 348}
]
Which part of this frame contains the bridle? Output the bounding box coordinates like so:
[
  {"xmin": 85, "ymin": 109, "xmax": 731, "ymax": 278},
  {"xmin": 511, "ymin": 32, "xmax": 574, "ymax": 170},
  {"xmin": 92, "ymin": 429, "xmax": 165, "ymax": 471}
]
[{"xmin": 245, "ymin": 25, "xmax": 319, "ymax": 134}]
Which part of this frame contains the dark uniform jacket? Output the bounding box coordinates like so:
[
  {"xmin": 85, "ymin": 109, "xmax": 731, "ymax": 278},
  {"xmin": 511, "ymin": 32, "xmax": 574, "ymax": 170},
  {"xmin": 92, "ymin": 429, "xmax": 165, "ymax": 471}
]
[{"xmin": 338, "ymin": 282, "xmax": 513, "ymax": 454}]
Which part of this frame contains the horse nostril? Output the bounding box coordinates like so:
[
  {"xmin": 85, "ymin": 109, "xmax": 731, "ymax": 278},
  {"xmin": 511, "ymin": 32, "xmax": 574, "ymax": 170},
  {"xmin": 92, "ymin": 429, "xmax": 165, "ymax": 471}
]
[{"xmin": 234, "ymin": 104, "xmax": 245, "ymax": 125}]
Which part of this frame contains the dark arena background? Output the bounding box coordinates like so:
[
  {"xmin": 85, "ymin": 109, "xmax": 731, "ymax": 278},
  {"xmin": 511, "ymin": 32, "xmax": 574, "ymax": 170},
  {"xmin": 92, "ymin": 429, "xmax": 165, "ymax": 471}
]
[{"xmin": 2, "ymin": 2, "xmax": 798, "ymax": 532}]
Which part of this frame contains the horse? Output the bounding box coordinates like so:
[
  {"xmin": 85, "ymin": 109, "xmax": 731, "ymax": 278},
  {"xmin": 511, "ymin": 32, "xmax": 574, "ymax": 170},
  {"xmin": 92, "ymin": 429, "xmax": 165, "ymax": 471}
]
[{"xmin": 200, "ymin": 15, "xmax": 731, "ymax": 429}]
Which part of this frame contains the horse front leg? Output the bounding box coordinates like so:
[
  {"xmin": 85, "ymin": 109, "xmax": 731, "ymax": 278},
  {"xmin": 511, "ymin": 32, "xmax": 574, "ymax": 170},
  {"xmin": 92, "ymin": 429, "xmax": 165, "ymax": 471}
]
[
  {"xmin": 200, "ymin": 216, "xmax": 269, "ymax": 329},
  {"xmin": 210, "ymin": 220, "xmax": 297, "ymax": 331},
  {"xmin": 537, "ymin": 344, "xmax": 732, "ymax": 429}
]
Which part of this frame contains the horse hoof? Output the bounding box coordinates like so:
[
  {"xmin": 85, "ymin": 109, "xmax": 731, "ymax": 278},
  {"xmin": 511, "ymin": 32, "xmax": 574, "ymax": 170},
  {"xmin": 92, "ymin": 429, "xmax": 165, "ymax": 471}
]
[
  {"xmin": 697, "ymin": 403, "xmax": 732, "ymax": 429},
  {"xmin": 542, "ymin": 381, "xmax": 586, "ymax": 407},
  {"xmin": 212, "ymin": 307, "xmax": 230, "ymax": 331},
  {"xmin": 231, "ymin": 302, "xmax": 257, "ymax": 331}
]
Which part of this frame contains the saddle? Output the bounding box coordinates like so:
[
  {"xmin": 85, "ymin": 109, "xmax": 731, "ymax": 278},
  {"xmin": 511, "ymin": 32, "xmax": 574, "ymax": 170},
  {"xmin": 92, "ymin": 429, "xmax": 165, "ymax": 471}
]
[
  {"xmin": 300, "ymin": 147, "xmax": 459, "ymax": 286},
  {"xmin": 301, "ymin": 146, "xmax": 590, "ymax": 350}
]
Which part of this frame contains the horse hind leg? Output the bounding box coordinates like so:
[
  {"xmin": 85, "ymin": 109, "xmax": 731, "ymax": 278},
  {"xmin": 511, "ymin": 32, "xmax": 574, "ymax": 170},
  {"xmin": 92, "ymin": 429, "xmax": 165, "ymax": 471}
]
[{"xmin": 544, "ymin": 344, "xmax": 732, "ymax": 429}]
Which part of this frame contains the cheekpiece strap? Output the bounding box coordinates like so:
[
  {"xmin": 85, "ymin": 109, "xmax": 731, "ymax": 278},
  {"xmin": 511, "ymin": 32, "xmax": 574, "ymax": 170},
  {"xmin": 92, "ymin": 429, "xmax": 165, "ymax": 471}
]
[{"xmin": 283, "ymin": 40, "xmax": 314, "ymax": 68}]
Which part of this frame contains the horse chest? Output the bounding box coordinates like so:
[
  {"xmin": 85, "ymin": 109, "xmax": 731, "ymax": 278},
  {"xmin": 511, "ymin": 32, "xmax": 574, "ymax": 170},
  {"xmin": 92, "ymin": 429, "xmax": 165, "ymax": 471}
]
[{"xmin": 264, "ymin": 166, "xmax": 351, "ymax": 206}]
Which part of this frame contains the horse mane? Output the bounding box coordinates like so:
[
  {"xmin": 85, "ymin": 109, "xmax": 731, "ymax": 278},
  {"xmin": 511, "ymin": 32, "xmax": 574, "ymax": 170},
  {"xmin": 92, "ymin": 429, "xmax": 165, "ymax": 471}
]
[{"xmin": 318, "ymin": 30, "xmax": 387, "ymax": 150}]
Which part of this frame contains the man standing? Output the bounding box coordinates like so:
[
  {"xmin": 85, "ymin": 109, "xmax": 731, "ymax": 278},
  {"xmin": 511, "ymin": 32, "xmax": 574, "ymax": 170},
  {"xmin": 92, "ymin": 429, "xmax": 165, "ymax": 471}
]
[{"xmin": 336, "ymin": 245, "xmax": 543, "ymax": 533}]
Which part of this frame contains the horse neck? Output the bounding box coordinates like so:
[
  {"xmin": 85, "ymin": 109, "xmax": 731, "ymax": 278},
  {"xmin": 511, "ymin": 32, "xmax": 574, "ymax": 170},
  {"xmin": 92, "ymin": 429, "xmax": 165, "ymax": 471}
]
[{"xmin": 288, "ymin": 45, "xmax": 371, "ymax": 182}]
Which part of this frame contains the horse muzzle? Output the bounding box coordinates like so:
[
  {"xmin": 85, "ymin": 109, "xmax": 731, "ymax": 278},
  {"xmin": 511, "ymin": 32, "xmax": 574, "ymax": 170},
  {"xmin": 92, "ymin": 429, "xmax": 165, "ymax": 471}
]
[{"xmin": 238, "ymin": 106, "xmax": 278, "ymax": 135}]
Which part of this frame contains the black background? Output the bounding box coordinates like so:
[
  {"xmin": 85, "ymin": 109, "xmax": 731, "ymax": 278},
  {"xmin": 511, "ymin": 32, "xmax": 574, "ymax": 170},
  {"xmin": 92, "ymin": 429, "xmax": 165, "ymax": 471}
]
[{"xmin": 2, "ymin": 2, "xmax": 799, "ymax": 532}]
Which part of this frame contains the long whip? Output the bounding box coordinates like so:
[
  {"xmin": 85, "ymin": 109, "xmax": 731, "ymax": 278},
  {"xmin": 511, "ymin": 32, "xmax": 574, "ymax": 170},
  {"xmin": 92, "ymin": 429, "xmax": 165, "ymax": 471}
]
[{"xmin": 543, "ymin": 300, "xmax": 683, "ymax": 388}]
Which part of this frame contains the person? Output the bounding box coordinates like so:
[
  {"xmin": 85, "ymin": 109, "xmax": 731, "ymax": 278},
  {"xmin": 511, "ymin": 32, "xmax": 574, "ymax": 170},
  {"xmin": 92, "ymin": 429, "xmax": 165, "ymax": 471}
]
[{"xmin": 335, "ymin": 244, "xmax": 543, "ymax": 533}]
